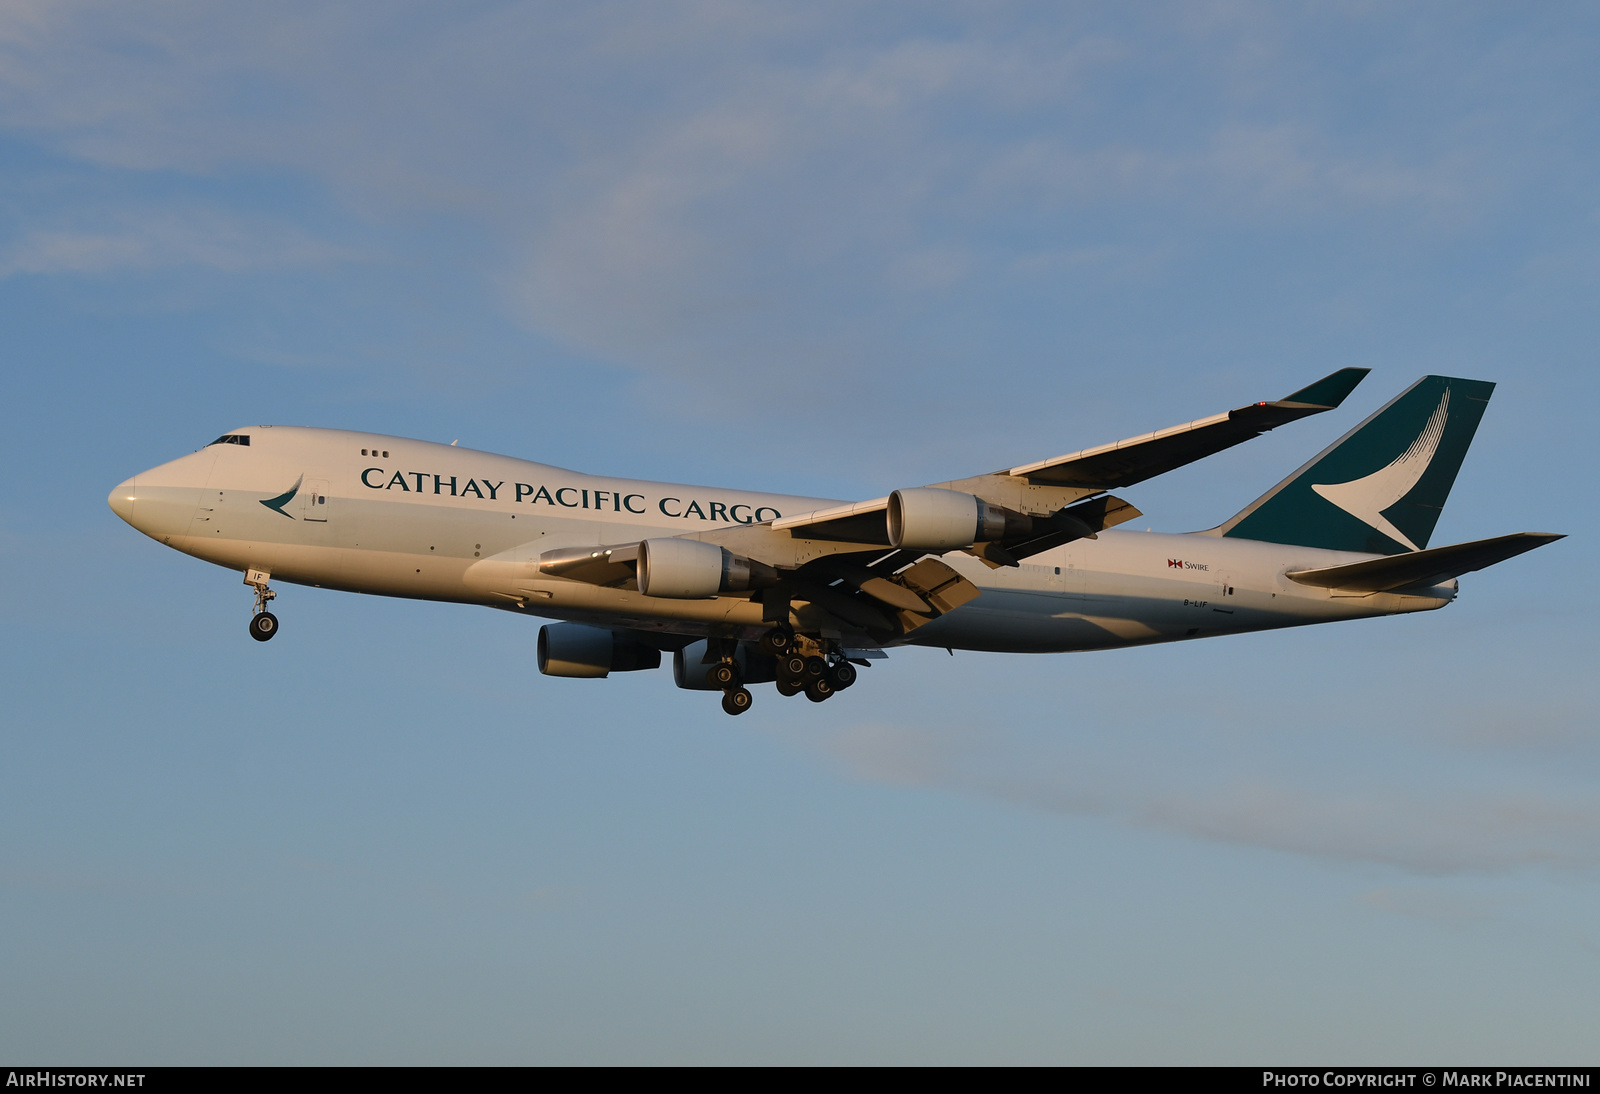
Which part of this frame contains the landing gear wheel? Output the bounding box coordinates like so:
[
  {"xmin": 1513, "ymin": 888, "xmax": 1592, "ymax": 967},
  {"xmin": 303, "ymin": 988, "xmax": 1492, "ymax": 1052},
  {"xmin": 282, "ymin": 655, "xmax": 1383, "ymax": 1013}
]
[
  {"xmin": 776, "ymin": 677, "xmax": 805, "ymax": 697},
  {"xmin": 803, "ymin": 656, "xmax": 827, "ymax": 680},
  {"xmin": 827, "ymin": 661, "xmax": 857, "ymax": 690},
  {"xmin": 706, "ymin": 662, "xmax": 739, "ymax": 688},
  {"xmin": 758, "ymin": 626, "xmax": 794, "ymax": 656},
  {"xmin": 781, "ymin": 653, "xmax": 808, "ymax": 678},
  {"xmin": 249, "ymin": 612, "xmax": 279, "ymax": 642},
  {"xmin": 804, "ymin": 678, "xmax": 834, "ymax": 703},
  {"xmin": 722, "ymin": 687, "xmax": 753, "ymax": 716}
]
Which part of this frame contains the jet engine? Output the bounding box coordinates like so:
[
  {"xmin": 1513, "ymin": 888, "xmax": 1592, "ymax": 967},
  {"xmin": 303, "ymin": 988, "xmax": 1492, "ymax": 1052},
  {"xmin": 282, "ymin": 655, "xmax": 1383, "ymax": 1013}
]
[
  {"xmin": 537, "ymin": 623, "xmax": 662, "ymax": 678},
  {"xmin": 887, "ymin": 487, "xmax": 1032, "ymax": 551},
  {"xmin": 636, "ymin": 538, "xmax": 778, "ymax": 599}
]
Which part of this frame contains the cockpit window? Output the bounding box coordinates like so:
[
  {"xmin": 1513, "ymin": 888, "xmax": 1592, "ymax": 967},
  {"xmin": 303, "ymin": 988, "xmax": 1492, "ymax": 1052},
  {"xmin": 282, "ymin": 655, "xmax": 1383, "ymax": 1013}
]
[{"xmin": 208, "ymin": 434, "xmax": 251, "ymax": 446}]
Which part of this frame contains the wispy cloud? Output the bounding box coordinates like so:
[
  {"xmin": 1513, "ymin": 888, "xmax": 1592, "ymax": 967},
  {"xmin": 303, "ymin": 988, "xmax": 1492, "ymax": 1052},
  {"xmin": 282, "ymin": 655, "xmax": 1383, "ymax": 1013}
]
[
  {"xmin": 0, "ymin": 1, "xmax": 1534, "ymax": 395},
  {"xmin": 0, "ymin": 207, "xmax": 362, "ymax": 276},
  {"xmin": 975, "ymin": 124, "xmax": 1472, "ymax": 219},
  {"xmin": 807, "ymin": 719, "xmax": 1600, "ymax": 874},
  {"xmin": 1358, "ymin": 886, "xmax": 1508, "ymax": 925}
]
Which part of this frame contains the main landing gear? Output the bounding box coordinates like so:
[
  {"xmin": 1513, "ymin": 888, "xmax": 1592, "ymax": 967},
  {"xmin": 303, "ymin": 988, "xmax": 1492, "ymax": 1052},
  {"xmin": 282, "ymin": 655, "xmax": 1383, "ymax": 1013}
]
[
  {"xmin": 702, "ymin": 647, "xmax": 756, "ymax": 717},
  {"xmin": 722, "ymin": 687, "xmax": 753, "ymax": 716},
  {"xmin": 757, "ymin": 624, "xmax": 794, "ymax": 657},
  {"xmin": 245, "ymin": 569, "xmax": 279, "ymax": 643},
  {"xmin": 773, "ymin": 635, "xmax": 858, "ymax": 705},
  {"xmin": 711, "ymin": 626, "xmax": 859, "ymax": 715}
]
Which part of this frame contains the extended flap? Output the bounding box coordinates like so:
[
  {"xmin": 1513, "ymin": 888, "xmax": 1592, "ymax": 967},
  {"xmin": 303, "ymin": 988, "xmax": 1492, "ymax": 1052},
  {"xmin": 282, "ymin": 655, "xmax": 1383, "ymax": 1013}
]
[{"xmin": 897, "ymin": 558, "xmax": 982, "ymax": 615}]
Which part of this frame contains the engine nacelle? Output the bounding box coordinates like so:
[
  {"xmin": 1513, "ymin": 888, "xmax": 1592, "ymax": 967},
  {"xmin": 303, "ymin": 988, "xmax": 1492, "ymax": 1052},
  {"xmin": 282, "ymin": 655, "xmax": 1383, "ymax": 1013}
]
[
  {"xmin": 887, "ymin": 488, "xmax": 1031, "ymax": 550},
  {"xmin": 672, "ymin": 640, "xmax": 778, "ymax": 691},
  {"xmin": 636, "ymin": 538, "xmax": 777, "ymax": 599},
  {"xmin": 537, "ymin": 623, "xmax": 662, "ymax": 678}
]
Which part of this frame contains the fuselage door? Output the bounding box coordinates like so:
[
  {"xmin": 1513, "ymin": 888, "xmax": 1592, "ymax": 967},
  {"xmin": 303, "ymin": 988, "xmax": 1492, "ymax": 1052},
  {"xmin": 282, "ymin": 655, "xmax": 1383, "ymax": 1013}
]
[
  {"xmin": 301, "ymin": 479, "xmax": 331, "ymax": 522},
  {"xmin": 1048, "ymin": 556, "xmax": 1088, "ymax": 600},
  {"xmin": 1215, "ymin": 572, "xmax": 1235, "ymax": 613}
]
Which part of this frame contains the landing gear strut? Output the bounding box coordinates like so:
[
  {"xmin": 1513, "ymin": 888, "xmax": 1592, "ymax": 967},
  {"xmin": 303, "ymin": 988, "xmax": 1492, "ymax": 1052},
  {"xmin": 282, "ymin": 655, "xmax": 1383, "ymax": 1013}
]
[
  {"xmin": 691, "ymin": 638, "xmax": 753, "ymax": 716},
  {"xmin": 245, "ymin": 568, "xmax": 279, "ymax": 643}
]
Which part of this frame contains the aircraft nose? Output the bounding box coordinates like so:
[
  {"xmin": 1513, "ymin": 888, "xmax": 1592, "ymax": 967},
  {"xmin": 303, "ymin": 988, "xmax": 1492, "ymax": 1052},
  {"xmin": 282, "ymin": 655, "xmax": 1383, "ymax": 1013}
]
[{"xmin": 108, "ymin": 478, "xmax": 137, "ymax": 525}]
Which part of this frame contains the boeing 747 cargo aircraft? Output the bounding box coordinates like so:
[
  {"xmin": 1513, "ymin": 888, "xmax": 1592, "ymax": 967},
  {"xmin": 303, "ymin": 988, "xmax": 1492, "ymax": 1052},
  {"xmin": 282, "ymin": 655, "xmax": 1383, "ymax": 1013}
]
[{"xmin": 109, "ymin": 370, "xmax": 1560, "ymax": 714}]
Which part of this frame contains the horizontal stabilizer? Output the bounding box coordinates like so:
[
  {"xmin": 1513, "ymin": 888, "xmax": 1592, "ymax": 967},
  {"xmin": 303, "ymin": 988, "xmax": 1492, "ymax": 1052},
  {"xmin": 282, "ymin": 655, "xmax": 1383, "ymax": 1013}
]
[{"xmin": 1285, "ymin": 533, "xmax": 1564, "ymax": 593}]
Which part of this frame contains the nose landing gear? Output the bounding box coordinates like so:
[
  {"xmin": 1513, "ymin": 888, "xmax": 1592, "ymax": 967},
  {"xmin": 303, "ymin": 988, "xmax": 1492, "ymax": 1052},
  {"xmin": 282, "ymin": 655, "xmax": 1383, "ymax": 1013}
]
[{"xmin": 245, "ymin": 568, "xmax": 279, "ymax": 642}]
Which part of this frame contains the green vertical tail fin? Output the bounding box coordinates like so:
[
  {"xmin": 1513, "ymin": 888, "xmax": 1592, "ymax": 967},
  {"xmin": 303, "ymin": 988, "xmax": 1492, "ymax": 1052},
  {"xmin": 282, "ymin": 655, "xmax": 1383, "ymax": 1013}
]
[{"xmin": 1214, "ymin": 375, "xmax": 1495, "ymax": 554}]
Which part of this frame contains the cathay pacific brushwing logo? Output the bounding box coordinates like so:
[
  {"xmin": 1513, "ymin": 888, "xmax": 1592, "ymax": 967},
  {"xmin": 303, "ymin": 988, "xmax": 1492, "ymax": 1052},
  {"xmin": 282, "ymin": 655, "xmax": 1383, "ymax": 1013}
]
[
  {"xmin": 260, "ymin": 475, "xmax": 303, "ymax": 519},
  {"xmin": 1311, "ymin": 389, "xmax": 1450, "ymax": 551}
]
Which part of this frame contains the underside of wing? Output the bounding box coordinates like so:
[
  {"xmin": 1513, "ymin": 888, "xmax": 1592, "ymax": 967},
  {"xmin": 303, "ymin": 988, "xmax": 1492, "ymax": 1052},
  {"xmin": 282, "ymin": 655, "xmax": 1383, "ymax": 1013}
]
[
  {"xmin": 763, "ymin": 492, "xmax": 1140, "ymax": 559},
  {"xmin": 529, "ymin": 537, "xmax": 986, "ymax": 645},
  {"xmin": 769, "ymin": 497, "xmax": 893, "ymax": 543}
]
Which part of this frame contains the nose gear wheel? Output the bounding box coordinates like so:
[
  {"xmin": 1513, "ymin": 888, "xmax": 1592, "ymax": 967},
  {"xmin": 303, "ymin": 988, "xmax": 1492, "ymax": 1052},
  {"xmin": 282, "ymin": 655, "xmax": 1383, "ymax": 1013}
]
[{"xmin": 245, "ymin": 570, "xmax": 279, "ymax": 642}]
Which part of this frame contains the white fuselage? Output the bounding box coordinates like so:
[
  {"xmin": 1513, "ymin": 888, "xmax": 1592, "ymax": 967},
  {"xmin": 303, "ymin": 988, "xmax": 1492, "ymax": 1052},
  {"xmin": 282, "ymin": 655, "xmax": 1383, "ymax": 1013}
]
[{"xmin": 109, "ymin": 426, "xmax": 1454, "ymax": 652}]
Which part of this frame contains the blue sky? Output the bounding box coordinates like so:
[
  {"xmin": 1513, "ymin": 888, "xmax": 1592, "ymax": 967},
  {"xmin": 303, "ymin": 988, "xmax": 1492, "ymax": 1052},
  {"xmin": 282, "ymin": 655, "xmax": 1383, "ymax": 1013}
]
[{"xmin": 2, "ymin": 1, "xmax": 1597, "ymax": 1063}]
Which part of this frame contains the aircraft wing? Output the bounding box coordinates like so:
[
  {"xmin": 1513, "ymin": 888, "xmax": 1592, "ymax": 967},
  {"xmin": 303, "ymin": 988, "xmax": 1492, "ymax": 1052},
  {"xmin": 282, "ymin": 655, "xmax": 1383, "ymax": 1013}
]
[
  {"xmin": 766, "ymin": 367, "xmax": 1370, "ymax": 543},
  {"xmin": 1000, "ymin": 367, "xmax": 1372, "ymax": 489}
]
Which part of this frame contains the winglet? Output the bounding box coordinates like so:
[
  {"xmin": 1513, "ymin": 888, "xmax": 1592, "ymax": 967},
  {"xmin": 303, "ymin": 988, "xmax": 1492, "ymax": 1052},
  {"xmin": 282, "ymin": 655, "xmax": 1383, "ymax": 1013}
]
[{"xmin": 1276, "ymin": 367, "xmax": 1370, "ymax": 409}]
